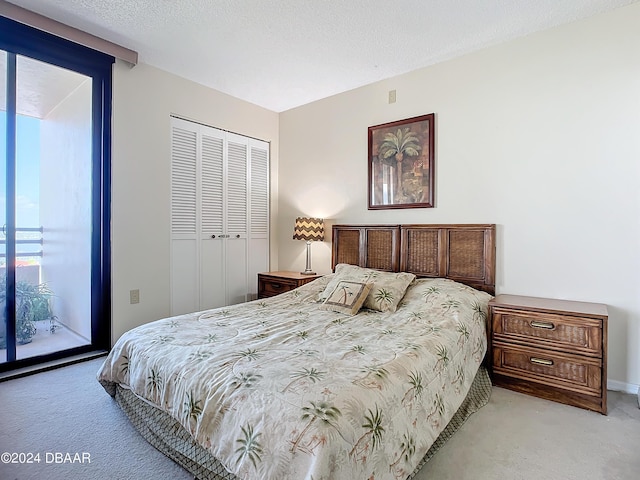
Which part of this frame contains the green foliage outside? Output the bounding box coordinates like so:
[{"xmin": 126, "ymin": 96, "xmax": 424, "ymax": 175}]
[{"xmin": 0, "ymin": 276, "xmax": 54, "ymax": 346}]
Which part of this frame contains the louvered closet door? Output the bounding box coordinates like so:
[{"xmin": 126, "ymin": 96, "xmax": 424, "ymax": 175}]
[
  {"xmin": 199, "ymin": 128, "xmax": 226, "ymax": 310},
  {"xmin": 171, "ymin": 117, "xmax": 269, "ymax": 314},
  {"xmin": 225, "ymin": 133, "xmax": 249, "ymax": 305},
  {"xmin": 170, "ymin": 120, "xmax": 199, "ymax": 314},
  {"xmin": 248, "ymin": 140, "xmax": 270, "ymax": 297}
]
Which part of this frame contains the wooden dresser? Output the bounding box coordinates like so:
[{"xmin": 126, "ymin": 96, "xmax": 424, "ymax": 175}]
[
  {"xmin": 257, "ymin": 271, "xmax": 322, "ymax": 299},
  {"xmin": 489, "ymin": 294, "xmax": 608, "ymax": 414}
]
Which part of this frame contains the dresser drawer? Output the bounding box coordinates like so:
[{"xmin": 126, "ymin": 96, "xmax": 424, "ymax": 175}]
[
  {"xmin": 258, "ymin": 272, "xmax": 322, "ymax": 299},
  {"xmin": 492, "ymin": 307, "xmax": 602, "ymax": 357},
  {"xmin": 260, "ymin": 278, "xmax": 297, "ymax": 297},
  {"xmin": 493, "ymin": 342, "xmax": 602, "ymax": 396}
]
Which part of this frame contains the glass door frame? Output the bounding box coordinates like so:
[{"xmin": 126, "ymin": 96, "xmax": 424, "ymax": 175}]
[{"xmin": 0, "ymin": 17, "xmax": 113, "ymax": 372}]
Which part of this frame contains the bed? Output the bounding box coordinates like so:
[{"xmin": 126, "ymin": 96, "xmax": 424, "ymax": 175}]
[{"xmin": 98, "ymin": 223, "xmax": 496, "ymax": 480}]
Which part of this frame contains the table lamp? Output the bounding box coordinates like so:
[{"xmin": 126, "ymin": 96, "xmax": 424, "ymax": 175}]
[{"xmin": 292, "ymin": 217, "xmax": 324, "ymax": 275}]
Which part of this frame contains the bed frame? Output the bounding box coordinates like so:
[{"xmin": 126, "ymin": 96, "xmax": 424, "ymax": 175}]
[
  {"xmin": 332, "ymin": 223, "xmax": 496, "ymax": 295},
  {"xmin": 111, "ymin": 223, "xmax": 497, "ymax": 480}
]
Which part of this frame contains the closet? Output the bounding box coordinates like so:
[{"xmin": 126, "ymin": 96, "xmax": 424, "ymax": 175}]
[{"xmin": 170, "ymin": 117, "xmax": 269, "ymax": 315}]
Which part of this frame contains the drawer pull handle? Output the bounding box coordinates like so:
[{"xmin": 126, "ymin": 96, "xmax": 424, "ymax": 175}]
[
  {"xmin": 530, "ymin": 357, "xmax": 554, "ymax": 366},
  {"xmin": 530, "ymin": 321, "xmax": 555, "ymax": 330},
  {"xmin": 272, "ymin": 283, "xmax": 282, "ymax": 289}
]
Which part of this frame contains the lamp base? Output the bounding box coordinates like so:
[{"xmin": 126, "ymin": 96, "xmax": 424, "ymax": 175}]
[{"xmin": 301, "ymin": 241, "xmax": 316, "ymax": 276}]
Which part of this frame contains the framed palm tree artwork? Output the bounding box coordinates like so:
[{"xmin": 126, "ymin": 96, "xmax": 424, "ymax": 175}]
[{"xmin": 368, "ymin": 113, "xmax": 435, "ymax": 209}]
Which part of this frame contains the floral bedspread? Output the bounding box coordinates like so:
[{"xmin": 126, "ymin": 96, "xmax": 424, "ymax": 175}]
[{"xmin": 98, "ymin": 276, "xmax": 491, "ymax": 480}]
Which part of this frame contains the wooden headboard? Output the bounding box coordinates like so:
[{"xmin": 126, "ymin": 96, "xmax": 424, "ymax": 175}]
[{"xmin": 331, "ymin": 224, "xmax": 496, "ymax": 295}]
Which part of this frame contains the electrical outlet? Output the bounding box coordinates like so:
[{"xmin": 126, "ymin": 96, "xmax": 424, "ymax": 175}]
[
  {"xmin": 388, "ymin": 89, "xmax": 397, "ymax": 104},
  {"xmin": 130, "ymin": 289, "xmax": 140, "ymax": 304}
]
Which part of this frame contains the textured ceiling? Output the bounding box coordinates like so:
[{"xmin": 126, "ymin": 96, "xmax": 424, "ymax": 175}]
[
  {"xmin": 0, "ymin": 53, "xmax": 89, "ymax": 118},
  {"xmin": 5, "ymin": 0, "xmax": 638, "ymax": 112}
]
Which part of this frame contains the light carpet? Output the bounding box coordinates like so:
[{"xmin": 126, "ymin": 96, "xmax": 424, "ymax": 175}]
[{"xmin": 0, "ymin": 357, "xmax": 638, "ymax": 480}]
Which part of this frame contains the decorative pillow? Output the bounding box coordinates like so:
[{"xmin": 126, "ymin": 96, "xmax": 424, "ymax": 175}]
[
  {"xmin": 320, "ymin": 281, "xmax": 373, "ymax": 315},
  {"xmin": 320, "ymin": 264, "xmax": 416, "ymax": 312}
]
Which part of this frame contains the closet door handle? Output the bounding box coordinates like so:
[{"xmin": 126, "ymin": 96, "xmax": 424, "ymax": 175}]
[
  {"xmin": 211, "ymin": 235, "xmax": 216, "ymax": 239},
  {"xmin": 236, "ymin": 234, "xmax": 241, "ymax": 238}
]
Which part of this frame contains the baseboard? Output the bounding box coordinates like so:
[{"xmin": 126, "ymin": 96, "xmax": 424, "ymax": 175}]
[{"xmin": 607, "ymin": 379, "xmax": 639, "ymax": 395}]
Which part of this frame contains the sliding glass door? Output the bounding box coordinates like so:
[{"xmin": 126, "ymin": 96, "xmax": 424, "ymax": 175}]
[{"xmin": 0, "ymin": 18, "xmax": 112, "ymax": 372}]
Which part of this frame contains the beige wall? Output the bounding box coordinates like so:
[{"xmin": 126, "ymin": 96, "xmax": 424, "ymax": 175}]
[
  {"xmin": 111, "ymin": 62, "xmax": 279, "ymax": 343},
  {"xmin": 278, "ymin": 3, "xmax": 640, "ymax": 390},
  {"xmin": 41, "ymin": 79, "xmax": 92, "ymax": 339}
]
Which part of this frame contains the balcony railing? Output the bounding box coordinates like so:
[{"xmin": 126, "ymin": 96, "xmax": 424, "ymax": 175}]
[{"xmin": 0, "ymin": 227, "xmax": 44, "ymax": 258}]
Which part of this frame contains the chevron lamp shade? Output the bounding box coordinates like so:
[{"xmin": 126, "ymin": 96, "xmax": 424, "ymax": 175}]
[{"xmin": 292, "ymin": 217, "xmax": 325, "ymax": 242}]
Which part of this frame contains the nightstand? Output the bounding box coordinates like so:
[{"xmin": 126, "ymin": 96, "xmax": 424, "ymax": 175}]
[
  {"xmin": 257, "ymin": 271, "xmax": 322, "ymax": 299},
  {"xmin": 489, "ymin": 294, "xmax": 608, "ymax": 414}
]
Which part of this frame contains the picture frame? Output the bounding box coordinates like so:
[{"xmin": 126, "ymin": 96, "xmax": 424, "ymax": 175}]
[{"xmin": 368, "ymin": 113, "xmax": 435, "ymax": 209}]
